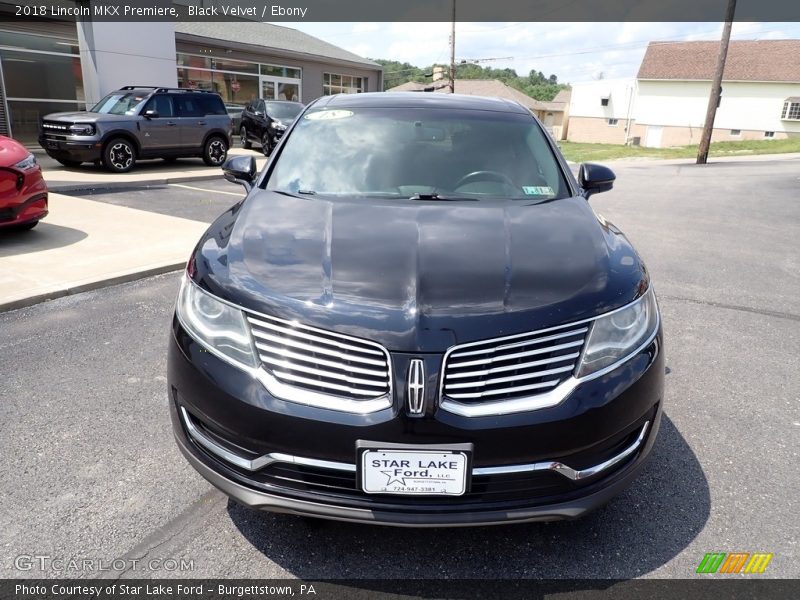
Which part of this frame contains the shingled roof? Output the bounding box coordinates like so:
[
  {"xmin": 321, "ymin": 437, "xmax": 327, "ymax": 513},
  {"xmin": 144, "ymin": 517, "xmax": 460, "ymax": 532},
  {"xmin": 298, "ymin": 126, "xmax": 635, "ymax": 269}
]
[
  {"xmin": 176, "ymin": 22, "xmax": 380, "ymax": 68},
  {"xmin": 637, "ymin": 40, "xmax": 800, "ymax": 83}
]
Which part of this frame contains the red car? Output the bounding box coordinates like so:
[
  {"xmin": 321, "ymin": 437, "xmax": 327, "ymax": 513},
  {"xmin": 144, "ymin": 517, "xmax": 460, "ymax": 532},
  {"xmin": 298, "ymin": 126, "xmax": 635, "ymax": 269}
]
[{"xmin": 0, "ymin": 135, "xmax": 48, "ymax": 231}]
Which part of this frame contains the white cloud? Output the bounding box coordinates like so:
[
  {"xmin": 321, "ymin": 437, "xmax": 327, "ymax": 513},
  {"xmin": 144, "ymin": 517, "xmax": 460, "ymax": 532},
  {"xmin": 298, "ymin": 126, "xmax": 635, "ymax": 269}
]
[
  {"xmin": 351, "ymin": 22, "xmax": 380, "ymax": 33},
  {"xmin": 282, "ymin": 21, "xmax": 800, "ymax": 83}
]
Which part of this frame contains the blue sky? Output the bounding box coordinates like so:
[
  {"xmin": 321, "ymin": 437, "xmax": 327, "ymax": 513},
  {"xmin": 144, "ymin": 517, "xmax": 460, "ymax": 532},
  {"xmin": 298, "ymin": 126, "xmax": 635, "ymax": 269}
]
[{"xmin": 284, "ymin": 22, "xmax": 800, "ymax": 84}]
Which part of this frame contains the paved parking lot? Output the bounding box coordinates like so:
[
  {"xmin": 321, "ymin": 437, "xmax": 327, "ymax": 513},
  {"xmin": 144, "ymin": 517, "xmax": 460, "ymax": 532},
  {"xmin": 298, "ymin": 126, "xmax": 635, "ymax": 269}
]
[{"xmin": 1, "ymin": 158, "xmax": 798, "ymax": 580}]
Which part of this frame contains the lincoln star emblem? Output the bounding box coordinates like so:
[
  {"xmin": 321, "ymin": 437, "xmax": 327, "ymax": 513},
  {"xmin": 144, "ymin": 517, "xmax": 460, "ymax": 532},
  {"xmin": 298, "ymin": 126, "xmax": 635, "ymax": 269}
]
[{"xmin": 407, "ymin": 359, "xmax": 425, "ymax": 415}]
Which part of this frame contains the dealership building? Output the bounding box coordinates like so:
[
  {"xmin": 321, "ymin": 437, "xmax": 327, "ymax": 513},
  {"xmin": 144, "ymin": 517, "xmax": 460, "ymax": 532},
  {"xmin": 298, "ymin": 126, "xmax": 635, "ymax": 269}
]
[{"xmin": 0, "ymin": 16, "xmax": 383, "ymax": 144}]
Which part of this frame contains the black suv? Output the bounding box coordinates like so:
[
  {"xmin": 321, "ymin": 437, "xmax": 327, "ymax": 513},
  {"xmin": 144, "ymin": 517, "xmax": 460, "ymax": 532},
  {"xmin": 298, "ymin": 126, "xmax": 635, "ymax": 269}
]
[
  {"xmin": 239, "ymin": 100, "xmax": 303, "ymax": 155},
  {"xmin": 168, "ymin": 93, "xmax": 664, "ymax": 526},
  {"xmin": 39, "ymin": 86, "xmax": 232, "ymax": 173}
]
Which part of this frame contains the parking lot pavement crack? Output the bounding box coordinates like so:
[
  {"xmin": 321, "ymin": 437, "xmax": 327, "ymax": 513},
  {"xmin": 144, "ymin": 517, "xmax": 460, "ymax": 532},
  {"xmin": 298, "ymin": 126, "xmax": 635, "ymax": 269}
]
[
  {"xmin": 660, "ymin": 294, "xmax": 800, "ymax": 322},
  {"xmin": 97, "ymin": 488, "xmax": 226, "ymax": 580}
]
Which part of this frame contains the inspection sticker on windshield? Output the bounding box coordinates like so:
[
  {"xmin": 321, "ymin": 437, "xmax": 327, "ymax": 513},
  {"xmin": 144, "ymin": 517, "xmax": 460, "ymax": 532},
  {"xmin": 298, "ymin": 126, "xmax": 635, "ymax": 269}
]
[
  {"xmin": 305, "ymin": 110, "xmax": 353, "ymax": 121},
  {"xmin": 522, "ymin": 185, "xmax": 555, "ymax": 196},
  {"xmin": 360, "ymin": 449, "xmax": 468, "ymax": 495}
]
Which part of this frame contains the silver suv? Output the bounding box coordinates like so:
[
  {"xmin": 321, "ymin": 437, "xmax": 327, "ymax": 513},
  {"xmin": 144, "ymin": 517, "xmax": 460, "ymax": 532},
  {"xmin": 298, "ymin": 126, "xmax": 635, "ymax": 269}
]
[{"xmin": 39, "ymin": 86, "xmax": 232, "ymax": 173}]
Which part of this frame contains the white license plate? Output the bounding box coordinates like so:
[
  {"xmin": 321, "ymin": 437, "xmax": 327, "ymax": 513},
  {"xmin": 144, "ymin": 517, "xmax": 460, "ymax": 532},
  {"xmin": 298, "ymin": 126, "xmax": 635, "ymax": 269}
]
[{"xmin": 360, "ymin": 449, "xmax": 468, "ymax": 496}]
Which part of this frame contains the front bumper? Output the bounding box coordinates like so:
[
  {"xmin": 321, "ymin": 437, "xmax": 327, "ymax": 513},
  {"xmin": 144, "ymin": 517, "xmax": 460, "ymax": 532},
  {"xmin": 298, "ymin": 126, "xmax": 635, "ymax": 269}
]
[
  {"xmin": 168, "ymin": 320, "xmax": 664, "ymax": 526},
  {"xmin": 39, "ymin": 135, "xmax": 102, "ymax": 162},
  {"xmin": 0, "ymin": 166, "xmax": 48, "ymax": 227}
]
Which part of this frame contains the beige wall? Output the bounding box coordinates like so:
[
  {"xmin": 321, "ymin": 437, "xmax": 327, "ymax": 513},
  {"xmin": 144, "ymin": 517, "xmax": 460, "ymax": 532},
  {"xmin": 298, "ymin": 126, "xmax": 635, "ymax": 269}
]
[
  {"xmin": 636, "ymin": 80, "xmax": 800, "ymax": 134},
  {"xmin": 632, "ymin": 123, "xmax": 796, "ymax": 147},
  {"xmin": 570, "ymin": 118, "xmax": 797, "ymax": 146},
  {"xmin": 566, "ymin": 116, "xmax": 630, "ymax": 144}
]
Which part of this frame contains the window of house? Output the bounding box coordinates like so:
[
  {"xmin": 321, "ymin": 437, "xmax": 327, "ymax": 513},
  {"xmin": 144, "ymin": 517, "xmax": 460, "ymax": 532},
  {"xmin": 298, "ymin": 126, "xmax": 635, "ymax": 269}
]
[
  {"xmin": 600, "ymin": 98, "xmax": 609, "ymax": 106},
  {"xmin": 323, "ymin": 73, "xmax": 365, "ymax": 95},
  {"xmin": 730, "ymin": 129, "xmax": 741, "ymax": 136},
  {"xmin": 764, "ymin": 131, "xmax": 775, "ymax": 138},
  {"xmin": 781, "ymin": 99, "xmax": 800, "ymax": 120},
  {"xmin": 608, "ymin": 118, "xmax": 618, "ymax": 126}
]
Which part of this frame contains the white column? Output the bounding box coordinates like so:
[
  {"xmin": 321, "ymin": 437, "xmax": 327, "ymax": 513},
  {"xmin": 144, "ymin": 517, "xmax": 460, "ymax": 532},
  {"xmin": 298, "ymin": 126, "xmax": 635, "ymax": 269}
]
[{"xmin": 77, "ymin": 20, "xmax": 177, "ymax": 107}]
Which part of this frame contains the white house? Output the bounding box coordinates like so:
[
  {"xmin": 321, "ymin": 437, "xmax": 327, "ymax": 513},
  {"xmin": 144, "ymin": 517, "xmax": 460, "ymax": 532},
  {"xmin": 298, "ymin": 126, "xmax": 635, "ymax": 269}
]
[
  {"xmin": 565, "ymin": 78, "xmax": 637, "ymax": 144},
  {"xmin": 567, "ymin": 40, "xmax": 800, "ymax": 147}
]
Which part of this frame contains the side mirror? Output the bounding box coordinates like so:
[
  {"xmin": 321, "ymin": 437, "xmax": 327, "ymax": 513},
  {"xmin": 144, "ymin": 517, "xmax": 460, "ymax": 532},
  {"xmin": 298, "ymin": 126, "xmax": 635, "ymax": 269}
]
[
  {"xmin": 143, "ymin": 109, "xmax": 159, "ymax": 119},
  {"xmin": 578, "ymin": 163, "xmax": 616, "ymax": 199},
  {"xmin": 254, "ymin": 110, "xmax": 264, "ymax": 117},
  {"xmin": 222, "ymin": 155, "xmax": 257, "ymax": 192}
]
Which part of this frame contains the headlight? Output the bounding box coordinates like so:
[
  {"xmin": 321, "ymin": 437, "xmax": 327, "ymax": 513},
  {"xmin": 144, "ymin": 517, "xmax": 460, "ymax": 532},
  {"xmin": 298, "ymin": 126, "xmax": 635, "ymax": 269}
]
[
  {"xmin": 270, "ymin": 122, "xmax": 286, "ymax": 130},
  {"xmin": 175, "ymin": 277, "xmax": 257, "ymax": 368},
  {"xmin": 68, "ymin": 123, "xmax": 95, "ymax": 136},
  {"xmin": 576, "ymin": 287, "xmax": 659, "ymax": 377},
  {"xmin": 14, "ymin": 153, "xmax": 38, "ymax": 171}
]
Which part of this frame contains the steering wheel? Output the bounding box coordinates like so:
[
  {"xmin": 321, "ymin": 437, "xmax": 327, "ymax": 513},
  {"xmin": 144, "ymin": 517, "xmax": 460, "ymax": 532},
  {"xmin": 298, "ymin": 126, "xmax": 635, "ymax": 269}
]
[{"xmin": 455, "ymin": 170, "xmax": 516, "ymax": 190}]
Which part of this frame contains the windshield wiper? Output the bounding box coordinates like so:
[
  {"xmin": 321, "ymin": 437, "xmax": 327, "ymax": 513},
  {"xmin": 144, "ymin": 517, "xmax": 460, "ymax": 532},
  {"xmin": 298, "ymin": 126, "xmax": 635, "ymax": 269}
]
[
  {"xmin": 272, "ymin": 189, "xmax": 317, "ymax": 198},
  {"xmin": 408, "ymin": 192, "xmax": 476, "ymax": 202}
]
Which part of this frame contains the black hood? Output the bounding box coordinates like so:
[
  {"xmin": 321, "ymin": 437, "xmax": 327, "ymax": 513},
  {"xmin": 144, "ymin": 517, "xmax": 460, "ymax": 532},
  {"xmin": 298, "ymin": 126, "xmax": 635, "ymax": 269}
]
[{"xmin": 194, "ymin": 193, "xmax": 648, "ymax": 352}]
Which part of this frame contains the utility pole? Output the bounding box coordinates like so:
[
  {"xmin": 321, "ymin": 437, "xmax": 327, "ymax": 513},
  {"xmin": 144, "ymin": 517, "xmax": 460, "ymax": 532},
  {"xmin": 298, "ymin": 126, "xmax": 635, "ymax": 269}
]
[
  {"xmin": 449, "ymin": 0, "xmax": 456, "ymax": 93},
  {"xmin": 696, "ymin": 0, "xmax": 737, "ymax": 164}
]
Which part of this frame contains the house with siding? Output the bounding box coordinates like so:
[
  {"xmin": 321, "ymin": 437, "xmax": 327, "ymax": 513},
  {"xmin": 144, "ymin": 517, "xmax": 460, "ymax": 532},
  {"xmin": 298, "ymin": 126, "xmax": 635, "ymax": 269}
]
[{"xmin": 567, "ymin": 40, "xmax": 800, "ymax": 147}]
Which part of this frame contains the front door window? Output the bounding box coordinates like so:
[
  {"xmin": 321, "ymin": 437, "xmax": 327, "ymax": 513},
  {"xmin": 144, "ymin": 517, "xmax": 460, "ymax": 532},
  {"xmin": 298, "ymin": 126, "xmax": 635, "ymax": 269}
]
[
  {"xmin": 277, "ymin": 83, "xmax": 300, "ymax": 102},
  {"xmin": 261, "ymin": 80, "xmax": 275, "ymax": 100},
  {"xmin": 260, "ymin": 77, "xmax": 301, "ymax": 102}
]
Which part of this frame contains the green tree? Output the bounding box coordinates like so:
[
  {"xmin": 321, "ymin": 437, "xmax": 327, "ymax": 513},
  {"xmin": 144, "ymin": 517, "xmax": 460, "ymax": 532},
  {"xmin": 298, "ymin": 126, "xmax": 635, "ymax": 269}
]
[{"xmin": 375, "ymin": 58, "xmax": 570, "ymax": 102}]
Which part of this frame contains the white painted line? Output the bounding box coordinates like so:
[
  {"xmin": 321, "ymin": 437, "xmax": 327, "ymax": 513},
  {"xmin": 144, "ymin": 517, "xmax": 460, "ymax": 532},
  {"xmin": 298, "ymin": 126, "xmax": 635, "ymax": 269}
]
[{"xmin": 169, "ymin": 183, "xmax": 244, "ymax": 197}]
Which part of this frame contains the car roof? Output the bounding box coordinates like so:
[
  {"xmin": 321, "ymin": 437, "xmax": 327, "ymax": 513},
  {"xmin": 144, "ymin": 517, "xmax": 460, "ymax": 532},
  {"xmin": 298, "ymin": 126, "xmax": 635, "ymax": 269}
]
[
  {"xmin": 113, "ymin": 87, "xmax": 221, "ymax": 96},
  {"xmin": 313, "ymin": 92, "xmax": 531, "ymax": 114}
]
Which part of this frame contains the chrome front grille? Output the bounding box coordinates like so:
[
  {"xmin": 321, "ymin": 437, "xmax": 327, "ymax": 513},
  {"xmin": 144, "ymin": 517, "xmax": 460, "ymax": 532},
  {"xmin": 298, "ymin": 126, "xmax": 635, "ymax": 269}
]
[
  {"xmin": 245, "ymin": 313, "xmax": 391, "ymax": 400},
  {"xmin": 441, "ymin": 322, "xmax": 588, "ymax": 404}
]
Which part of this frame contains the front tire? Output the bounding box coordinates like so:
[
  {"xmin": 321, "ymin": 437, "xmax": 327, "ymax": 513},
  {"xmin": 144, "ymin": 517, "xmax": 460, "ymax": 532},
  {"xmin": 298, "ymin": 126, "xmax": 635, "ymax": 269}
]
[
  {"xmin": 240, "ymin": 126, "xmax": 252, "ymax": 149},
  {"xmin": 102, "ymin": 138, "xmax": 136, "ymax": 173},
  {"xmin": 203, "ymin": 135, "xmax": 228, "ymax": 167}
]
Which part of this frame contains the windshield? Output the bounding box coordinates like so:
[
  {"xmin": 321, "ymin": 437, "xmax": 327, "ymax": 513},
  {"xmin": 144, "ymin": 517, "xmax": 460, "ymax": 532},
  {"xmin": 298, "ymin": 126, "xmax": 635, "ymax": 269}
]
[
  {"xmin": 90, "ymin": 92, "xmax": 149, "ymax": 115},
  {"xmin": 266, "ymin": 102, "xmax": 303, "ymax": 120},
  {"xmin": 267, "ymin": 107, "xmax": 570, "ymax": 201}
]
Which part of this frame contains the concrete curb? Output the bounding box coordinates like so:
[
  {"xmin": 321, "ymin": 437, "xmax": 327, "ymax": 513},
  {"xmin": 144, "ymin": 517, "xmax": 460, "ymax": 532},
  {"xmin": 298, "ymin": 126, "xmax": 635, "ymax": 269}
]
[
  {"xmin": 44, "ymin": 172, "xmax": 226, "ymax": 193},
  {"xmin": 0, "ymin": 263, "xmax": 184, "ymax": 313}
]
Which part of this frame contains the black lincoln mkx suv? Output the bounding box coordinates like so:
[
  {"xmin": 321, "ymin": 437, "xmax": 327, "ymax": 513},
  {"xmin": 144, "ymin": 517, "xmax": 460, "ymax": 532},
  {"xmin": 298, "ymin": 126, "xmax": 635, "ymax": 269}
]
[{"xmin": 168, "ymin": 93, "xmax": 664, "ymax": 526}]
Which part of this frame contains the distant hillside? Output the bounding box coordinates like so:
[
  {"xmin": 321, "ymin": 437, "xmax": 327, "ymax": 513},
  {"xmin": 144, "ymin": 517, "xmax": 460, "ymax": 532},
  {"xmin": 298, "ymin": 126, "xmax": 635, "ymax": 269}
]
[{"xmin": 375, "ymin": 59, "xmax": 569, "ymax": 101}]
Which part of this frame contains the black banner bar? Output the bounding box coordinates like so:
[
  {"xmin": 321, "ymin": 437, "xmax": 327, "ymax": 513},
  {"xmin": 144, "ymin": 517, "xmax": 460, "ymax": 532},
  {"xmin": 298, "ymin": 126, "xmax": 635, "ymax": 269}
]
[
  {"xmin": 2, "ymin": 0, "xmax": 800, "ymax": 23},
  {"xmin": 2, "ymin": 579, "xmax": 800, "ymax": 600}
]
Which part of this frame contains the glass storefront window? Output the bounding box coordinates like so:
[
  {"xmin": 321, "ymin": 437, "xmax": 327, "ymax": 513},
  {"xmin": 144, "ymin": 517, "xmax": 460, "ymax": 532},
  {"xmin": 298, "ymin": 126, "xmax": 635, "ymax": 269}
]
[
  {"xmin": 1, "ymin": 49, "xmax": 84, "ymax": 101},
  {"xmin": 7, "ymin": 100, "xmax": 82, "ymax": 145},
  {"xmin": 214, "ymin": 72, "xmax": 258, "ymax": 104},
  {"xmin": 0, "ymin": 30, "xmax": 79, "ymax": 54},
  {"xmin": 212, "ymin": 57, "xmax": 258, "ymax": 75},
  {"xmin": 177, "ymin": 53, "xmax": 211, "ymax": 70},
  {"xmin": 176, "ymin": 68, "xmax": 259, "ymax": 104},
  {"xmin": 261, "ymin": 64, "xmax": 301, "ymax": 79},
  {"xmin": 177, "ymin": 67, "xmax": 214, "ymax": 92},
  {"xmin": 323, "ymin": 73, "xmax": 365, "ymax": 95},
  {"xmin": 176, "ymin": 53, "xmax": 301, "ymax": 103},
  {"xmin": 277, "ymin": 82, "xmax": 300, "ymax": 102}
]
